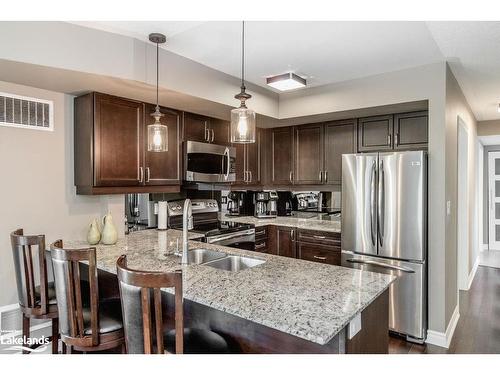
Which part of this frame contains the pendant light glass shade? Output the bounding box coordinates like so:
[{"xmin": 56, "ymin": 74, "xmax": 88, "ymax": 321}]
[
  {"xmin": 147, "ymin": 109, "xmax": 168, "ymax": 152},
  {"xmin": 231, "ymin": 105, "xmax": 256, "ymax": 143},
  {"xmin": 231, "ymin": 21, "xmax": 256, "ymax": 143},
  {"xmin": 147, "ymin": 33, "xmax": 168, "ymax": 152}
]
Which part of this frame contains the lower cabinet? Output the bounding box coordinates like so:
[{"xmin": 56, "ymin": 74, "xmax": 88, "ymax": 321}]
[
  {"xmin": 297, "ymin": 242, "xmax": 341, "ymax": 266},
  {"xmin": 267, "ymin": 226, "xmax": 296, "ymax": 258},
  {"xmin": 264, "ymin": 226, "xmax": 341, "ymax": 265}
]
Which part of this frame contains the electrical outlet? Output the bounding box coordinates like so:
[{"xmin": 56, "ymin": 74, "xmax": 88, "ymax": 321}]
[{"xmin": 348, "ymin": 313, "xmax": 362, "ymax": 339}]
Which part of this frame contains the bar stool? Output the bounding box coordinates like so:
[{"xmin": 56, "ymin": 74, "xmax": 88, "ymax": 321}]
[
  {"xmin": 10, "ymin": 229, "xmax": 59, "ymax": 354},
  {"xmin": 50, "ymin": 240, "xmax": 124, "ymax": 353},
  {"xmin": 116, "ymin": 255, "xmax": 230, "ymax": 354}
]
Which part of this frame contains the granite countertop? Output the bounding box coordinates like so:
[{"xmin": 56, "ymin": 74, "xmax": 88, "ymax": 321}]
[
  {"xmin": 220, "ymin": 213, "xmax": 342, "ymax": 233},
  {"xmin": 65, "ymin": 229, "xmax": 393, "ymax": 345}
]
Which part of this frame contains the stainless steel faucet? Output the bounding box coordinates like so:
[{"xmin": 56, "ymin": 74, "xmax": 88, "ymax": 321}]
[{"xmin": 181, "ymin": 199, "xmax": 193, "ymax": 265}]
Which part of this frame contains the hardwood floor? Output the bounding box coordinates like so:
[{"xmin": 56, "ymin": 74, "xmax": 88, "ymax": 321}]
[{"xmin": 389, "ymin": 266, "xmax": 500, "ymax": 354}]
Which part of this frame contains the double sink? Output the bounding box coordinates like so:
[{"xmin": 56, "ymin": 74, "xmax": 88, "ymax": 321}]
[{"xmin": 187, "ymin": 248, "xmax": 265, "ymax": 272}]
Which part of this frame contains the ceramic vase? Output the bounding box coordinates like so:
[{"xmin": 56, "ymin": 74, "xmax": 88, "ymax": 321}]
[
  {"xmin": 87, "ymin": 218, "xmax": 101, "ymax": 245},
  {"xmin": 101, "ymin": 213, "xmax": 118, "ymax": 245}
]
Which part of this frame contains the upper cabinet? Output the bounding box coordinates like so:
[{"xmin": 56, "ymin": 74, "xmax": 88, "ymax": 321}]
[
  {"xmin": 358, "ymin": 111, "xmax": 428, "ymax": 153},
  {"xmin": 74, "ymin": 92, "xmax": 181, "ymax": 195},
  {"xmin": 393, "ymin": 111, "xmax": 428, "ymax": 150},
  {"xmin": 270, "ymin": 127, "xmax": 295, "ymax": 185},
  {"xmin": 324, "ymin": 119, "xmax": 357, "ymax": 185},
  {"xmin": 233, "ymin": 128, "xmax": 261, "ymax": 185},
  {"xmin": 183, "ymin": 113, "xmax": 229, "ymax": 145},
  {"xmin": 357, "ymin": 115, "xmax": 394, "ymax": 152},
  {"xmin": 294, "ymin": 124, "xmax": 324, "ymax": 185}
]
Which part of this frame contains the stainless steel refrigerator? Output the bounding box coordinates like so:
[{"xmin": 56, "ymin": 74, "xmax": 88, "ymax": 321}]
[{"xmin": 341, "ymin": 151, "xmax": 427, "ymax": 343}]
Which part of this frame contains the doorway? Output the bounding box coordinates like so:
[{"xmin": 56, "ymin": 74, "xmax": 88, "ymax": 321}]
[
  {"xmin": 487, "ymin": 151, "xmax": 500, "ymax": 252},
  {"xmin": 457, "ymin": 118, "xmax": 469, "ymax": 291}
]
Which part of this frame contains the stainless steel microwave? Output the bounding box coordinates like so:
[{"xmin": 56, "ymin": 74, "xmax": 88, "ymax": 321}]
[{"xmin": 184, "ymin": 141, "xmax": 236, "ymax": 183}]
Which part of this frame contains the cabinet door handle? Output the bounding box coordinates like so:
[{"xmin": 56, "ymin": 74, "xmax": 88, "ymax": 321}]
[
  {"xmin": 291, "ymin": 230, "xmax": 295, "ymax": 240},
  {"xmin": 319, "ymin": 171, "xmax": 323, "ymax": 182},
  {"xmin": 395, "ymin": 133, "xmax": 399, "ymax": 146},
  {"xmin": 289, "ymin": 171, "xmax": 293, "ymax": 183},
  {"xmin": 324, "ymin": 170, "xmax": 328, "ymax": 183},
  {"xmin": 249, "ymin": 171, "xmax": 252, "ymax": 183},
  {"xmin": 313, "ymin": 255, "xmax": 327, "ymax": 261},
  {"xmin": 146, "ymin": 167, "xmax": 150, "ymax": 182},
  {"xmin": 313, "ymin": 235, "xmax": 326, "ymax": 239},
  {"xmin": 255, "ymin": 243, "xmax": 266, "ymax": 250},
  {"xmin": 204, "ymin": 121, "xmax": 209, "ymax": 141},
  {"xmin": 244, "ymin": 171, "xmax": 248, "ymax": 183},
  {"xmin": 139, "ymin": 167, "xmax": 144, "ymax": 183},
  {"xmin": 211, "ymin": 129, "xmax": 215, "ymax": 143},
  {"xmin": 387, "ymin": 134, "xmax": 392, "ymax": 146},
  {"xmin": 255, "ymin": 230, "xmax": 266, "ymax": 236}
]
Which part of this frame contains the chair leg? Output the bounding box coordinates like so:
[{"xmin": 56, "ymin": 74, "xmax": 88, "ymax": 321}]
[
  {"xmin": 66, "ymin": 345, "xmax": 72, "ymax": 354},
  {"xmin": 22, "ymin": 314, "xmax": 30, "ymax": 354},
  {"xmin": 51, "ymin": 318, "xmax": 59, "ymax": 354},
  {"xmin": 62, "ymin": 342, "xmax": 67, "ymax": 354}
]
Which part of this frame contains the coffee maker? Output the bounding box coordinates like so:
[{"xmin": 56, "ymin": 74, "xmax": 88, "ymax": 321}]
[
  {"xmin": 277, "ymin": 191, "xmax": 293, "ymax": 216},
  {"xmin": 254, "ymin": 191, "xmax": 278, "ymax": 218},
  {"xmin": 226, "ymin": 191, "xmax": 248, "ymax": 216}
]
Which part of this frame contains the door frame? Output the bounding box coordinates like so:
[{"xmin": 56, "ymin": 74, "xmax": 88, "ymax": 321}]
[
  {"xmin": 487, "ymin": 151, "xmax": 500, "ymax": 251},
  {"xmin": 457, "ymin": 117, "xmax": 469, "ymax": 291}
]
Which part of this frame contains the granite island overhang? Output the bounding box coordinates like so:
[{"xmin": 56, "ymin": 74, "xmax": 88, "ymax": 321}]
[{"xmin": 66, "ymin": 229, "xmax": 395, "ymax": 354}]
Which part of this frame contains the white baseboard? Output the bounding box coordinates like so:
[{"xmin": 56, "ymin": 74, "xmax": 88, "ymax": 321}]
[
  {"xmin": 426, "ymin": 305, "xmax": 460, "ymax": 348},
  {"xmin": 482, "ymin": 244, "xmax": 489, "ymax": 252},
  {"xmin": 466, "ymin": 256, "xmax": 480, "ymax": 290}
]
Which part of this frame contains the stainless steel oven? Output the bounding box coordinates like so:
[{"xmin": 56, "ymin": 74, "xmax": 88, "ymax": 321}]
[{"xmin": 184, "ymin": 141, "xmax": 236, "ymax": 183}]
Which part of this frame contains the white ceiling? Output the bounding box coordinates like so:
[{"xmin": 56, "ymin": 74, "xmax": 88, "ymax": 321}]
[{"xmin": 72, "ymin": 21, "xmax": 500, "ymax": 121}]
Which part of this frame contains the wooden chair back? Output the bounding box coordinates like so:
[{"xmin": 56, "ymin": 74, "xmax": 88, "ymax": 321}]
[
  {"xmin": 10, "ymin": 229, "xmax": 50, "ymax": 315},
  {"xmin": 50, "ymin": 240, "xmax": 99, "ymax": 347},
  {"xmin": 116, "ymin": 255, "xmax": 183, "ymax": 354}
]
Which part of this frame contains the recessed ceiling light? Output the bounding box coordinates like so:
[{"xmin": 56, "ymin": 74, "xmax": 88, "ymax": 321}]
[{"xmin": 266, "ymin": 72, "xmax": 306, "ymax": 91}]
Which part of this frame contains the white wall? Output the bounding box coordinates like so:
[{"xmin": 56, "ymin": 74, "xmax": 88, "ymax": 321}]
[
  {"xmin": 0, "ymin": 80, "xmax": 124, "ymax": 307},
  {"xmin": 0, "ymin": 22, "xmax": 279, "ymax": 119}
]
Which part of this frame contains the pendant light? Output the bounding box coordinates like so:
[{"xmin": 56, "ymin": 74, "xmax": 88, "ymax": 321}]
[
  {"xmin": 147, "ymin": 33, "xmax": 168, "ymax": 152},
  {"xmin": 230, "ymin": 21, "xmax": 256, "ymax": 143}
]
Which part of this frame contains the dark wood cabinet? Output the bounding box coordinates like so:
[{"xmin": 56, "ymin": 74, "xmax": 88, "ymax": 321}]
[
  {"xmin": 393, "ymin": 111, "xmax": 428, "ymax": 150},
  {"xmin": 90, "ymin": 93, "xmax": 143, "ymax": 187},
  {"xmin": 270, "ymin": 127, "xmax": 294, "ymax": 185},
  {"xmin": 296, "ymin": 229, "xmax": 341, "ymax": 266},
  {"xmin": 324, "ymin": 120, "xmax": 357, "ymax": 185},
  {"xmin": 210, "ymin": 118, "xmax": 230, "ymax": 145},
  {"xmin": 183, "ymin": 113, "xmax": 229, "ymax": 144},
  {"xmin": 294, "ymin": 124, "xmax": 324, "ymax": 185},
  {"xmin": 233, "ymin": 128, "xmax": 261, "ymax": 184},
  {"xmin": 144, "ymin": 104, "xmax": 181, "ymax": 186},
  {"xmin": 74, "ymin": 92, "xmax": 180, "ymax": 195},
  {"xmin": 358, "ymin": 115, "xmax": 394, "ymax": 152},
  {"xmin": 272, "ymin": 226, "xmax": 296, "ymax": 258},
  {"xmin": 183, "ymin": 112, "xmax": 210, "ymax": 143},
  {"xmin": 297, "ymin": 243, "xmax": 341, "ymax": 266}
]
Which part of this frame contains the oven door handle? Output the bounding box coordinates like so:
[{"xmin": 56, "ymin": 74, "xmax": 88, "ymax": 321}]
[{"xmin": 206, "ymin": 229, "xmax": 255, "ymax": 243}]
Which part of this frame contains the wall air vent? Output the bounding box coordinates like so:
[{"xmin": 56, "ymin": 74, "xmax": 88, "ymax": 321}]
[{"xmin": 0, "ymin": 92, "xmax": 54, "ymax": 131}]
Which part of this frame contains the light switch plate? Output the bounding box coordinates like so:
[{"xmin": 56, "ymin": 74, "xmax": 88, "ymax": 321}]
[{"xmin": 348, "ymin": 313, "xmax": 362, "ymax": 339}]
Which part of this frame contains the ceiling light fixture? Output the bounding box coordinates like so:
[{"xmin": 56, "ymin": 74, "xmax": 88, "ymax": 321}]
[
  {"xmin": 147, "ymin": 33, "xmax": 168, "ymax": 152},
  {"xmin": 230, "ymin": 21, "xmax": 256, "ymax": 144},
  {"xmin": 266, "ymin": 72, "xmax": 306, "ymax": 91}
]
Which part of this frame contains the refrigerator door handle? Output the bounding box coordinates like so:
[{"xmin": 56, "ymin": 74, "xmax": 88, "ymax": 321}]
[
  {"xmin": 378, "ymin": 159, "xmax": 385, "ymax": 247},
  {"xmin": 346, "ymin": 258, "xmax": 415, "ymax": 273},
  {"xmin": 370, "ymin": 161, "xmax": 377, "ymax": 247}
]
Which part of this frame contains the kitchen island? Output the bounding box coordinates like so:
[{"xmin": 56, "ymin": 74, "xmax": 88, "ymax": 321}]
[{"xmin": 66, "ymin": 229, "xmax": 394, "ymax": 354}]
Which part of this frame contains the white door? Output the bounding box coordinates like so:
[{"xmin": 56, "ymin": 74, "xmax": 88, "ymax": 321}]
[{"xmin": 488, "ymin": 151, "xmax": 500, "ymax": 250}]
